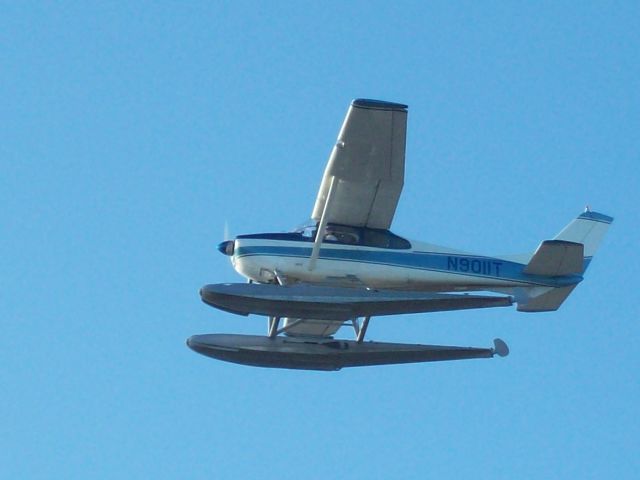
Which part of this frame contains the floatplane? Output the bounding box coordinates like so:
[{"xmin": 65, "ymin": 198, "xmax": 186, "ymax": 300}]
[{"xmin": 187, "ymin": 99, "xmax": 612, "ymax": 370}]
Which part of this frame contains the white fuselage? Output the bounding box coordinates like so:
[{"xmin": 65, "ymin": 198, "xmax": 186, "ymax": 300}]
[{"xmin": 229, "ymin": 235, "xmax": 568, "ymax": 294}]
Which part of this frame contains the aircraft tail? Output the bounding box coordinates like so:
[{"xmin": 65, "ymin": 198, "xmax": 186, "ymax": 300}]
[
  {"xmin": 516, "ymin": 210, "xmax": 613, "ymax": 312},
  {"xmin": 516, "ymin": 285, "xmax": 578, "ymax": 312},
  {"xmin": 552, "ymin": 210, "xmax": 614, "ymax": 271}
]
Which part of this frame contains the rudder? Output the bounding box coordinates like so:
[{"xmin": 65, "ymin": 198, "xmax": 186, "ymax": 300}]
[{"xmin": 553, "ymin": 210, "xmax": 613, "ymax": 270}]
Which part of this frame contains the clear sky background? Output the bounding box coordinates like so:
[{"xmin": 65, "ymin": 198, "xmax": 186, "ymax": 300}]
[{"xmin": 2, "ymin": 2, "xmax": 638, "ymax": 479}]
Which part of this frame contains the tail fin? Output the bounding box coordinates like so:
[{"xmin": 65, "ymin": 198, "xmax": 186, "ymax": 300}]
[
  {"xmin": 553, "ymin": 210, "xmax": 614, "ymax": 271},
  {"xmin": 516, "ymin": 209, "xmax": 613, "ymax": 312}
]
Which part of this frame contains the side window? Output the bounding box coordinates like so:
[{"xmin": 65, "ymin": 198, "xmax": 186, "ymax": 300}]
[
  {"xmin": 362, "ymin": 228, "xmax": 411, "ymax": 249},
  {"xmin": 389, "ymin": 234, "xmax": 411, "ymax": 249},
  {"xmin": 362, "ymin": 229, "xmax": 391, "ymax": 248},
  {"xmin": 321, "ymin": 225, "xmax": 411, "ymax": 249},
  {"xmin": 325, "ymin": 226, "xmax": 359, "ymax": 245}
]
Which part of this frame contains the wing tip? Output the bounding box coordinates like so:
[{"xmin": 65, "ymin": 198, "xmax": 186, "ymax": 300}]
[{"xmin": 352, "ymin": 98, "xmax": 408, "ymax": 111}]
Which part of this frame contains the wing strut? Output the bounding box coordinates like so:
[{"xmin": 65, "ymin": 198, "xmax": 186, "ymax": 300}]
[{"xmin": 308, "ymin": 175, "xmax": 337, "ymax": 271}]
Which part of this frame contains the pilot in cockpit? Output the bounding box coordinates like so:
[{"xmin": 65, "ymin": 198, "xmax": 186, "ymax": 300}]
[{"xmin": 324, "ymin": 226, "xmax": 359, "ymax": 244}]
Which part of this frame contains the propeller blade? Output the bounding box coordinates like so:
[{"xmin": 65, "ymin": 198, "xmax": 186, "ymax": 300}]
[{"xmin": 223, "ymin": 220, "xmax": 230, "ymax": 241}]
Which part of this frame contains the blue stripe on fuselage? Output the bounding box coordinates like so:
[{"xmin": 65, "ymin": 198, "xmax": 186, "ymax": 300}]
[{"xmin": 235, "ymin": 244, "xmax": 582, "ymax": 287}]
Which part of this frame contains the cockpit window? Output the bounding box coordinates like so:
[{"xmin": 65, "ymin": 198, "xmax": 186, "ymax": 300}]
[
  {"xmin": 324, "ymin": 226, "xmax": 359, "ymax": 244},
  {"xmin": 362, "ymin": 228, "xmax": 411, "ymax": 249},
  {"xmin": 324, "ymin": 224, "xmax": 411, "ymax": 249},
  {"xmin": 292, "ymin": 221, "xmax": 411, "ymax": 249}
]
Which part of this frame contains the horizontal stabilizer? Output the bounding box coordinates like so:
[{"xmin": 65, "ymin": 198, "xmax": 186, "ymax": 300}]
[
  {"xmin": 517, "ymin": 285, "xmax": 577, "ymax": 312},
  {"xmin": 524, "ymin": 240, "xmax": 584, "ymax": 276}
]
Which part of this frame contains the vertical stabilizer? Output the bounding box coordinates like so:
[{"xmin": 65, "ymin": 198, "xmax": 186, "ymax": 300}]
[
  {"xmin": 516, "ymin": 210, "xmax": 613, "ymax": 312},
  {"xmin": 553, "ymin": 210, "xmax": 613, "ymax": 263}
]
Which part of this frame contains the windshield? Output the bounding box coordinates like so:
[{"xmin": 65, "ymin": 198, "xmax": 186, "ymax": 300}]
[{"xmin": 292, "ymin": 220, "xmax": 317, "ymax": 239}]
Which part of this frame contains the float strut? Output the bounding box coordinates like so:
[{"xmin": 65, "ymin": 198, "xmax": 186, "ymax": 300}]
[
  {"xmin": 356, "ymin": 316, "xmax": 371, "ymax": 343},
  {"xmin": 268, "ymin": 317, "xmax": 280, "ymax": 338}
]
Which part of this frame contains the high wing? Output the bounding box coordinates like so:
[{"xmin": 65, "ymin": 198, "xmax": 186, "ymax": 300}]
[
  {"xmin": 298, "ymin": 99, "xmax": 409, "ymax": 336},
  {"xmin": 311, "ymin": 99, "xmax": 408, "ymax": 230}
]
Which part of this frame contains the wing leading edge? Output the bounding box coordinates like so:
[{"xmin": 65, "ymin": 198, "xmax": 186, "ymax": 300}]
[{"xmin": 311, "ymin": 99, "xmax": 408, "ymax": 230}]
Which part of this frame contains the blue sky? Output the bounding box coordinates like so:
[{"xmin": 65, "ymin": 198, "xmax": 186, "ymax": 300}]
[{"xmin": 2, "ymin": 2, "xmax": 638, "ymax": 478}]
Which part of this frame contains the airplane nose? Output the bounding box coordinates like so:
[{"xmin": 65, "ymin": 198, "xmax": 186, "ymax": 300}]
[{"xmin": 217, "ymin": 240, "xmax": 234, "ymax": 256}]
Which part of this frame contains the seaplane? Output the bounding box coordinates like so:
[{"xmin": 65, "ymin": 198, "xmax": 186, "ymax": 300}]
[{"xmin": 187, "ymin": 99, "xmax": 613, "ymax": 370}]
